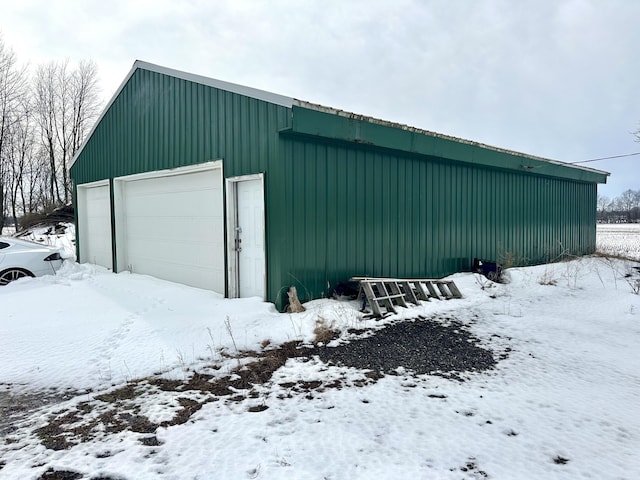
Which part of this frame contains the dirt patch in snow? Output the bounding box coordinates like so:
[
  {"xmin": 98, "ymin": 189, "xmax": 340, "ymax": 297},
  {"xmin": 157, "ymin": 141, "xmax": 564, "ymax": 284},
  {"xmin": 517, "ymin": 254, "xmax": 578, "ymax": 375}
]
[
  {"xmin": 0, "ymin": 389, "xmax": 79, "ymax": 437},
  {"xmin": 9, "ymin": 315, "xmax": 500, "ymax": 452}
]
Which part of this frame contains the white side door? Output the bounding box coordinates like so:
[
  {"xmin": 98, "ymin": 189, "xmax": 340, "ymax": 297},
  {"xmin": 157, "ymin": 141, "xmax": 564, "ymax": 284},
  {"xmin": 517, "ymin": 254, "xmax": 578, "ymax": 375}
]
[{"xmin": 227, "ymin": 175, "xmax": 266, "ymax": 299}]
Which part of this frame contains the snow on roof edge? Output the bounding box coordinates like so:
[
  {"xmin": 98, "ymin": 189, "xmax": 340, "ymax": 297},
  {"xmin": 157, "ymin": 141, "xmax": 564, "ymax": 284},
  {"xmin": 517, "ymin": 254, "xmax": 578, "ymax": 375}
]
[{"xmin": 293, "ymin": 100, "xmax": 610, "ymax": 177}]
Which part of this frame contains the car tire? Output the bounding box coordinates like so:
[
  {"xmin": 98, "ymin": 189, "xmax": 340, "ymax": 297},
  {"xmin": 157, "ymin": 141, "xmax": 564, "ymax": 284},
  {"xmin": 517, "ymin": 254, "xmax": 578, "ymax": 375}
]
[{"xmin": 0, "ymin": 268, "xmax": 34, "ymax": 286}]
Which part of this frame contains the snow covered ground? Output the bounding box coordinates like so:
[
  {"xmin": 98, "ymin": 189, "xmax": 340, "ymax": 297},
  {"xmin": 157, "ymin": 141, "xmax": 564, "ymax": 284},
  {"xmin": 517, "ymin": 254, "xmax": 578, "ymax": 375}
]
[
  {"xmin": 597, "ymin": 223, "xmax": 640, "ymax": 260},
  {"xmin": 0, "ymin": 228, "xmax": 639, "ymax": 479}
]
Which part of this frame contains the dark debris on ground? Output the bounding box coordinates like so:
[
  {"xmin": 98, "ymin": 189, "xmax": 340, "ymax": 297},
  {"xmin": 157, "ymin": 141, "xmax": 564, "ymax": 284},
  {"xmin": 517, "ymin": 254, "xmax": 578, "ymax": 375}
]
[
  {"xmin": 307, "ymin": 315, "xmax": 497, "ymax": 378},
  {"xmin": 6, "ymin": 314, "xmax": 502, "ymax": 456}
]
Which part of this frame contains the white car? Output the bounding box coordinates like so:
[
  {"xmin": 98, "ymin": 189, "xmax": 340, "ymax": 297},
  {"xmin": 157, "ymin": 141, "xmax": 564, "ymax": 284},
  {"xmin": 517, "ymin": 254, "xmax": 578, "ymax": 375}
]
[{"xmin": 0, "ymin": 237, "xmax": 64, "ymax": 285}]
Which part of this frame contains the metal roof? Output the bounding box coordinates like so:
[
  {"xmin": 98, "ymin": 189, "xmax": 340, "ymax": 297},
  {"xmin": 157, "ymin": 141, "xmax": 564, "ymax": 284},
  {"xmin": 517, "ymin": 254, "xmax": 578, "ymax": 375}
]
[{"xmin": 70, "ymin": 61, "xmax": 610, "ymax": 180}]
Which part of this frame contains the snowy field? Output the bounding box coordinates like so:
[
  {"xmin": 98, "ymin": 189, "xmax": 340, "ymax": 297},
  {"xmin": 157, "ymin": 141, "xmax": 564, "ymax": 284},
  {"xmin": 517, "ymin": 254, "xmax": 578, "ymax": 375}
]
[
  {"xmin": 597, "ymin": 223, "xmax": 640, "ymax": 260},
  {"xmin": 0, "ymin": 227, "xmax": 639, "ymax": 479}
]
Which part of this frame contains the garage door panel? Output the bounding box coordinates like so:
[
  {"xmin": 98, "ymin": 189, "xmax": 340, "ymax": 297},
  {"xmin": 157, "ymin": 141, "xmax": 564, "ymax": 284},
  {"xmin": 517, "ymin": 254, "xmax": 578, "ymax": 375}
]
[
  {"xmin": 126, "ymin": 238, "xmax": 222, "ymax": 270},
  {"xmin": 130, "ymin": 258, "xmax": 219, "ymax": 290},
  {"xmin": 125, "ymin": 172, "xmax": 219, "ymax": 195},
  {"xmin": 126, "ymin": 189, "xmax": 222, "ymax": 218},
  {"xmin": 124, "ymin": 213, "xmax": 222, "ymax": 227},
  {"xmin": 116, "ymin": 165, "xmax": 224, "ymax": 293},
  {"xmin": 125, "ymin": 216, "xmax": 222, "ymax": 243},
  {"xmin": 78, "ymin": 183, "xmax": 112, "ymax": 270},
  {"xmin": 125, "ymin": 253, "xmax": 215, "ymax": 276}
]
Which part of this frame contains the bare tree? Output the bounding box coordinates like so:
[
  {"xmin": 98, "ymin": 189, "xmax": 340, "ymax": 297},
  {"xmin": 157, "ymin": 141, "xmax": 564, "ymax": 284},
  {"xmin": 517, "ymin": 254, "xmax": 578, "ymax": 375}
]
[
  {"xmin": 0, "ymin": 34, "xmax": 102, "ymax": 230},
  {"xmin": 597, "ymin": 194, "xmax": 610, "ymax": 212},
  {"xmin": 34, "ymin": 59, "xmax": 100, "ymax": 207},
  {"xmin": 596, "ymin": 194, "xmax": 610, "ymax": 222},
  {"xmin": 68, "ymin": 61, "xmax": 100, "ymax": 159},
  {"xmin": 33, "ymin": 62, "xmax": 60, "ymax": 207},
  {"xmin": 618, "ymin": 189, "xmax": 637, "ymax": 213},
  {"xmin": 7, "ymin": 101, "xmax": 40, "ymax": 229},
  {"xmin": 0, "ymin": 35, "xmax": 28, "ymax": 232}
]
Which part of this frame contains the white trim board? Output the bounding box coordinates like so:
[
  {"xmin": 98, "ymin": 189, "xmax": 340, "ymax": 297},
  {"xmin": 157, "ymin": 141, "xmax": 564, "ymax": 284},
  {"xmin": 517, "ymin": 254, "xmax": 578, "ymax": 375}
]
[{"xmin": 113, "ymin": 160, "xmax": 223, "ymax": 182}]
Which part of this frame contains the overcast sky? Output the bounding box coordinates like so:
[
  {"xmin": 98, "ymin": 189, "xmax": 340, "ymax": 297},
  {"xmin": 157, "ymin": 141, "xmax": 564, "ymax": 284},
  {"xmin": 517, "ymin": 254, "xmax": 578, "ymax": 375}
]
[{"xmin": 2, "ymin": 0, "xmax": 638, "ymax": 198}]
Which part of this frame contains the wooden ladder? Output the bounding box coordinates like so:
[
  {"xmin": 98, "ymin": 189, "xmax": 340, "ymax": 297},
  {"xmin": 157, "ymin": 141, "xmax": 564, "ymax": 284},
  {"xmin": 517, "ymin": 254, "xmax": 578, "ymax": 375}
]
[{"xmin": 355, "ymin": 277, "xmax": 462, "ymax": 317}]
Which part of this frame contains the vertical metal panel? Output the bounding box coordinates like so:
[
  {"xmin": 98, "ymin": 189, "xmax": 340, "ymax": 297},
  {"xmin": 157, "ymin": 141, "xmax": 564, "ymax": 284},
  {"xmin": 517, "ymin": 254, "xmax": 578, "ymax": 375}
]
[
  {"xmin": 71, "ymin": 69, "xmax": 292, "ymax": 185},
  {"xmin": 276, "ymin": 136, "xmax": 598, "ymax": 304}
]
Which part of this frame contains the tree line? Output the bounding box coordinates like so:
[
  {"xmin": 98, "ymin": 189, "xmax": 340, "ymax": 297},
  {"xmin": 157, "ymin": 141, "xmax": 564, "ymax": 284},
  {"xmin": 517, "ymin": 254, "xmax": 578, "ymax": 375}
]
[
  {"xmin": 597, "ymin": 189, "xmax": 640, "ymax": 223},
  {"xmin": 0, "ymin": 35, "xmax": 101, "ymax": 232},
  {"xmin": 2, "ymin": 31, "xmax": 639, "ymax": 232}
]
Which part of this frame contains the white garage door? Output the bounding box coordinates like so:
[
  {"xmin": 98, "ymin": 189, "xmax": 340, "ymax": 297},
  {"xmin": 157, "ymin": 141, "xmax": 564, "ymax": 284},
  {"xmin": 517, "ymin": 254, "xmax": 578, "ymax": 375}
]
[
  {"xmin": 77, "ymin": 181, "xmax": 113, "ymax": 270},
  {"xmin": 114, "ymin": 163, "xmax": 224, "ymax": 293}
]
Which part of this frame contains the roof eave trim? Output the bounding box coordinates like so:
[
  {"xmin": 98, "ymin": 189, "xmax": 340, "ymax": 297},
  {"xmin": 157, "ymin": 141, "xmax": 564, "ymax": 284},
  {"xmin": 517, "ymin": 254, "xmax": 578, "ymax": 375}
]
[
  {"xmin": 134, "ymin": 61, "xmax": 294, "ymax": 108},
  {"xmin": 287, "ymin": 104, "xmax": 610, "ymax": 184}
]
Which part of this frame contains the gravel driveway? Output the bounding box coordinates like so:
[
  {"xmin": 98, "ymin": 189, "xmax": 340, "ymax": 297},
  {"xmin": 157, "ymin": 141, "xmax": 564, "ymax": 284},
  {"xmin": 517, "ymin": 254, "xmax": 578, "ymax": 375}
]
[{"xmin": 311, "ymin": 315, "xmax": 496, "ymax": 377}]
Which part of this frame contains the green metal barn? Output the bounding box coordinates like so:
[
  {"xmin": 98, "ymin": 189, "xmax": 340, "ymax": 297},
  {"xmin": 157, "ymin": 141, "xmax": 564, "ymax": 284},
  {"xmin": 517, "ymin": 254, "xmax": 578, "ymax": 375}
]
[{"xmin": 70, "ymin": 61, "xmax": 608, "ymax": 309}]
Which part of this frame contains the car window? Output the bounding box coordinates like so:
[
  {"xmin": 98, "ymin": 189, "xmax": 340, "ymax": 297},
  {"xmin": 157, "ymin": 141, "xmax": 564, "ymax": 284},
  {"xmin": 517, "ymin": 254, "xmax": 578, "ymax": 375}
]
[{"xmin": 0, "ymin": 242, "xmax": 9, "ymax": 249}]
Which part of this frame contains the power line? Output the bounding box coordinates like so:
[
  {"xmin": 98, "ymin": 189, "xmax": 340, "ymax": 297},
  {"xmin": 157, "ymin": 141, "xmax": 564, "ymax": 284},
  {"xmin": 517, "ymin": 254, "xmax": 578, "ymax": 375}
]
[{"xmin": 570, "ymin": 152, "xmax": 640, "ymax": 164}]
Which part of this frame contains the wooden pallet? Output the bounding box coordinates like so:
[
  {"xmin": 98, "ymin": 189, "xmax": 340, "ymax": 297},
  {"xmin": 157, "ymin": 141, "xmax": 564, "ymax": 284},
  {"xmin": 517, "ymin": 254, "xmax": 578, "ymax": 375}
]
[{"xmin": 353, "ymin": 277, "xmax": 462, "ymax": 317}]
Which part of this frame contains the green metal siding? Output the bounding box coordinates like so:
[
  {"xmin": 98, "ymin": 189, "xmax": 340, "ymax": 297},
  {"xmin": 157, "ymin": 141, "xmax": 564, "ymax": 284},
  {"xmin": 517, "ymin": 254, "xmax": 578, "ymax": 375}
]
[
  {"xmin": 71, "ymin": 69, "xmax": 291, "ymax": 184},
  {"xmin": 71, "ymin": 66, "xmax": 601, "ymax": 309},
  {"xmin": 273, "ymin": 136, "xmax": 597, "ymax": 303}
]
